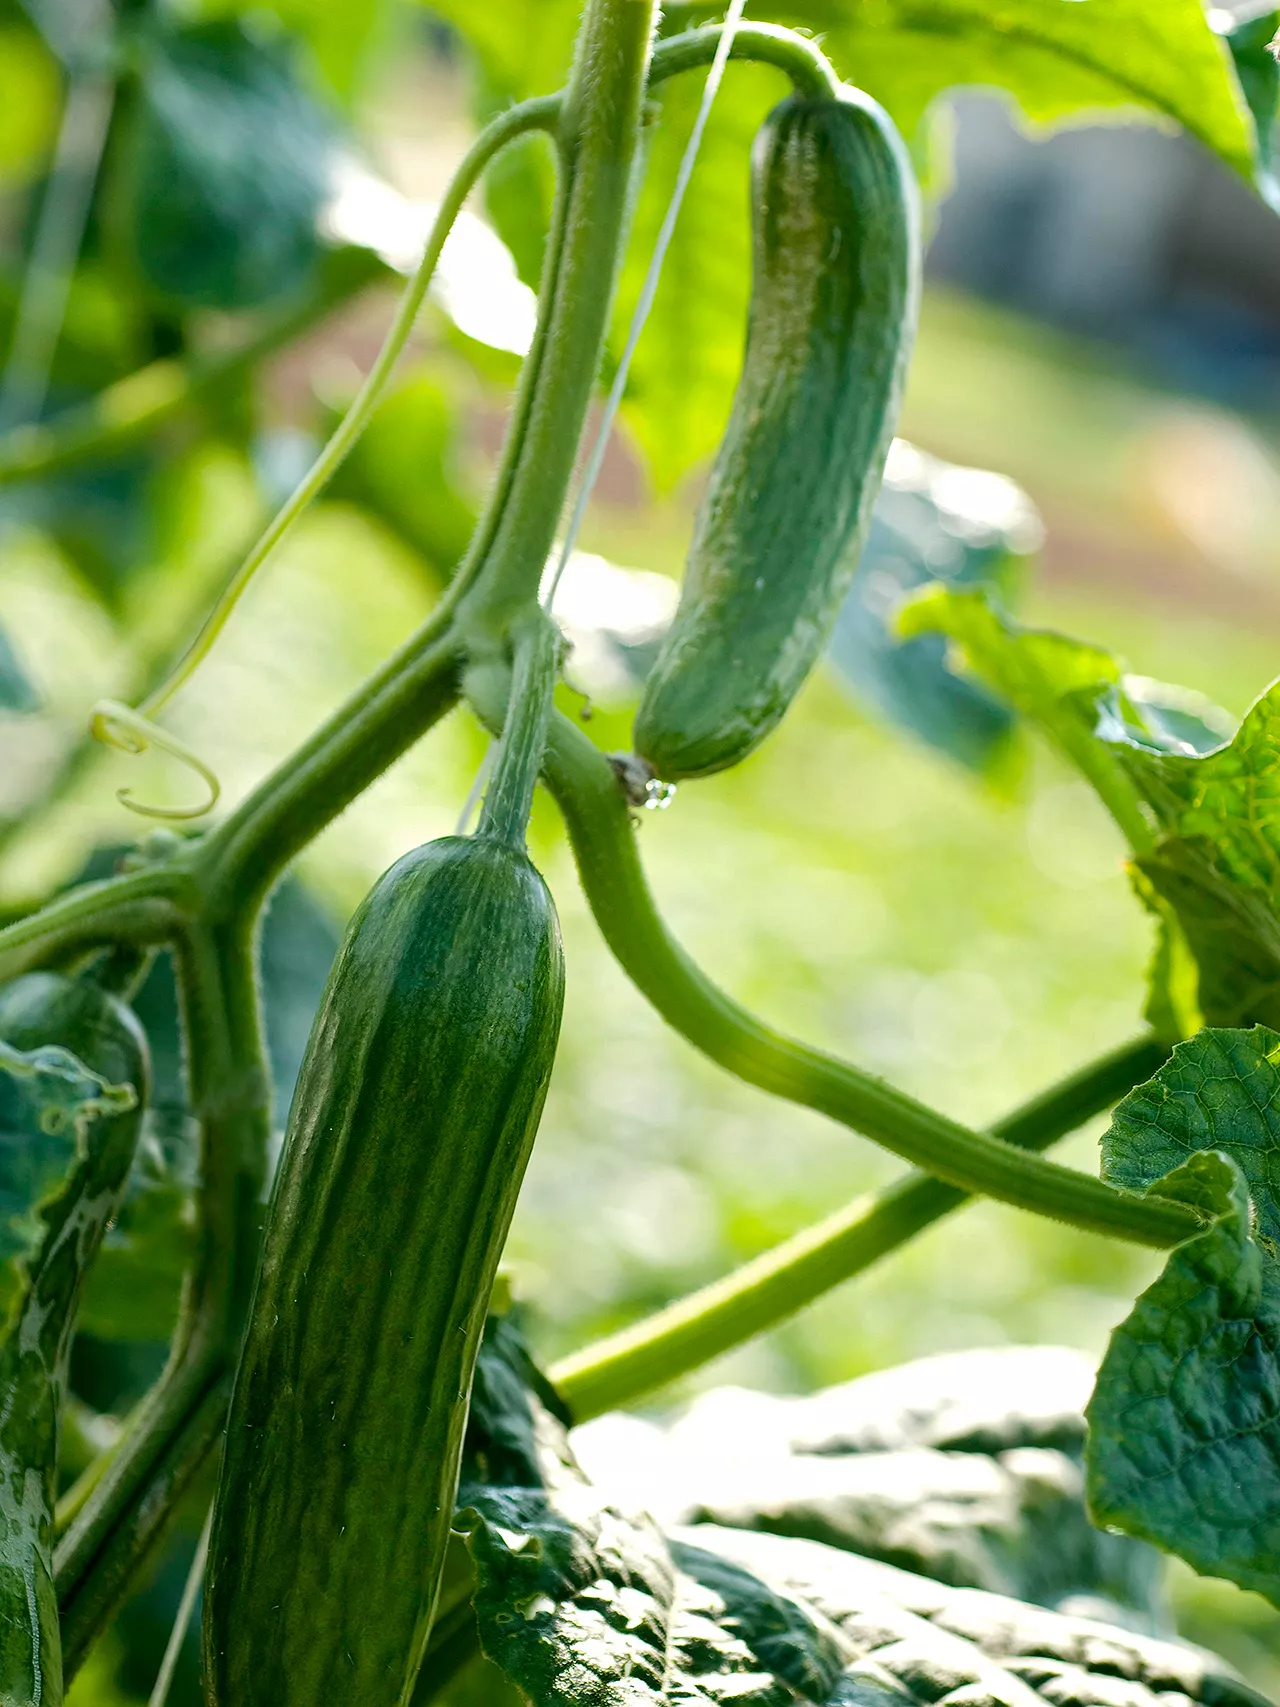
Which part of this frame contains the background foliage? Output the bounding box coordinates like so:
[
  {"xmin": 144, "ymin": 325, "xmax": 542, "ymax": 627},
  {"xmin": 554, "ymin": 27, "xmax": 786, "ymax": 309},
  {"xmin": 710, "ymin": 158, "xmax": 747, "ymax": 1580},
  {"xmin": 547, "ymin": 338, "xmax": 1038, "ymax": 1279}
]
[{"xmin": 2, "ymin": 0, "xmax": 1279, "ymax": 1699}]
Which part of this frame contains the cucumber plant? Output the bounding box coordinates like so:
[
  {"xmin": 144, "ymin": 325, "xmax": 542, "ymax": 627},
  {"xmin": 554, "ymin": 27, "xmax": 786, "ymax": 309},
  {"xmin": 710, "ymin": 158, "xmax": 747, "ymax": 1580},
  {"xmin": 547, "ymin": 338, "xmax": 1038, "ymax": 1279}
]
[{"xmin": 0, "ymin": 0, "xmax": 1277, "ymax": 1703}]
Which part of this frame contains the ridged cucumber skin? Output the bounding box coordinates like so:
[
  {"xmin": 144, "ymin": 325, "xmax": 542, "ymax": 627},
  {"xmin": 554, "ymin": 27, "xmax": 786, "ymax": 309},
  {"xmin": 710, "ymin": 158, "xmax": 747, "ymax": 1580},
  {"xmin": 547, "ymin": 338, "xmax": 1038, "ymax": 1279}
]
[
  {"xmin": 634, "ymin": 90, "xmax": 920, "ymax": 779},
  {"xmin": 0, "ymin": 974, "xmax": 150, "ymax": 1707},
  {"xmin": 205, "ymin": 836, "xmax": 565, "ymax": 1707}
]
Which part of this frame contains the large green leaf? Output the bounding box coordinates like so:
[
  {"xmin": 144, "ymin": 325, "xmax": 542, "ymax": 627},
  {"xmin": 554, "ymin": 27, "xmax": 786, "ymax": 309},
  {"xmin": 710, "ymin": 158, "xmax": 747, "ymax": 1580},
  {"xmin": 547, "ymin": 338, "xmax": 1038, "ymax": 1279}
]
[
  {"xmin": 1102, "ymin": 683, "xmax": 1280, "ymax": 1032},
  {"xmin": 0, "ymin": 1039, "xmax": 135, "ymax": 1309},
  {"xmin": 897, "ymin": 585, "xmax": 1149, "ymax": 842},
  {"xmin": 612, "ymin": 62, "xmax": 778, "ymax": 491},
  {"xmin": 898, "ymin": 586, "xmax": 1280, "ymax": 1039},
  {"xmin": 442, "ymin": 1318, "xmax": 1268, "ymax": 1707},
  {"xmin": 1220, "ymin": 9, "xmax": 1279, "ymax": 205},
  {"xmin": 683, "ymin": 1523, "xmax": 1267, "ymax": 1707},
  {"xmin": 667, "ymin": 0, "xmax": 1257, "ymax": 177},
  {"xmin": 464, "ymin": 1482, "xmax": 824, "ymax": 1707},
  {"xmin": 1101, "ymin": 1026, "xmax": 1280, "ymax": 1248},
  {"xmin": 572, "ymin": 1345, "xmax": 1166, "ymax": 1624},
  {"xmin": 828, "ymin": 443, "xmax": 1040, "ymax": 776},
  {"xmin": 426, "ymin": 0, "xmax": 1259, "ymax": 493},
  {"xmin": 433, "ymin": 0, "xmax": 1257, "ymax": 177},
  {"xmin": 1086, "ymin": 1101, "xmax": 1280, "ymax": 1607},
  {"xmin": 457, "ymin": 1347, "xmax": 1265, "ymax": 1707}
]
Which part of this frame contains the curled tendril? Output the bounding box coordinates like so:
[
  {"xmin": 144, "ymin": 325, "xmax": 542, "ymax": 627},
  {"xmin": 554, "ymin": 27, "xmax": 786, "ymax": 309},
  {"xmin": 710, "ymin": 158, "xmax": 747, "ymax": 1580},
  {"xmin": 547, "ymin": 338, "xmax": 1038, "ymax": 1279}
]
[{"xmin": 89, "ymin": 700, "xmax": 221, "ymax": 822}]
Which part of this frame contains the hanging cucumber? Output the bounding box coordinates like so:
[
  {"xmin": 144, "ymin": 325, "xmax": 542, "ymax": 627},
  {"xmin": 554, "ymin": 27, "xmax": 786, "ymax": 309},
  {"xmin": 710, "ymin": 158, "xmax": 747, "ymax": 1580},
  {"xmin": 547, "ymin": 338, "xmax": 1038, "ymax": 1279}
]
[
  {"xmin": 204, "ymin": 619, "xmax": 565, "ymax": 1707},
  {"xmin": 0, "ymin": 972, "xmax": 150, "ymax": 1707},
  {"xmin": 634, "ymin": 88, "xmax": 919, "ymax": 779}
]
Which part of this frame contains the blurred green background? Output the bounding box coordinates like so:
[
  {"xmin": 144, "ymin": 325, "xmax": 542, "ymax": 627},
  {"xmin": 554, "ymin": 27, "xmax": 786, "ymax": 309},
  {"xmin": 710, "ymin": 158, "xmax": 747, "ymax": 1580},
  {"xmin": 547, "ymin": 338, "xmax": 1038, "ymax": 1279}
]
[{"xmin": 3, "ymin": 0, "xmax": 1280, "ymax": 1698}]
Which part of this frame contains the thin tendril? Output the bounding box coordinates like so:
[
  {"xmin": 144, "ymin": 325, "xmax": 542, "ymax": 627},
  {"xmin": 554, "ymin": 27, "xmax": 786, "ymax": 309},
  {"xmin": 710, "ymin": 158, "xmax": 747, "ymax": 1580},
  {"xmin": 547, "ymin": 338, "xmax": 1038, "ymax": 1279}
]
[
  {"xmin": 118, "ymin": 99, "xmax": 556, "ymax": 727},
  {"xmin": 86, "ymin": 96, "xmax": 557, "ymax": 819},
  {"xmin": 543, "ymin": 0, "xmax": 748, "ymax": 612},
  {"xmin": 146, "ymin": 1507, "xmax": 212, "ymax": 1707},
  {"xmin": 90, "ymin": 701, "xmax": 221, "ymax": 822}
]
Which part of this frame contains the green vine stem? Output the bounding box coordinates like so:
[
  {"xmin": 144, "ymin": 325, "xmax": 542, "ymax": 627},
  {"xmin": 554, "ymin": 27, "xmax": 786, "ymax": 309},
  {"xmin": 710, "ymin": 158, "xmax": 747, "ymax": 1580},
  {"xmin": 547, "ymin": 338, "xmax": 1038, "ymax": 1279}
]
[
  {"xmin": 56, "ymin": 920, "xmax": 269, "ymax": 1673},
  {"xmin": 198, "ymin": 0, "xmax": 656, "ymax": 905},
  {"xmin": 474, "ymin": 615, "xmax": 561, "ymax": 848},
  {"xmin": 0, "ymin": 868, "xmax": 189, "ymax": 986},
  {"xmin": 648, "ymin": 21, "xmax": 841, "ymax": 97},
  {"xmin": 463, "ymin": 685, "xmax": 1200, "ymax": 1250},
  {"xmin": 454, "ymin": 0, "xmax": 658, "ymax": 640},
  {"xmin": 552, "ymin": 1033, "xmax": 1171, "ymax": 1417},
  {"xmin": 57, "ymin": 1374, "xmax": 231, "ymax": 1680}
]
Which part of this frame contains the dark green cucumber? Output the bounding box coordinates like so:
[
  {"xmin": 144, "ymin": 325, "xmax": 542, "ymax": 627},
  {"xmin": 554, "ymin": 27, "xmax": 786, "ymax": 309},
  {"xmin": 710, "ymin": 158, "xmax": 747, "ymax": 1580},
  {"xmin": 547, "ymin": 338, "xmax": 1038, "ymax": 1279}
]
[
  {"xmin": 204, "ymin": 834, "xmax": 564, "ymax": 1707},
  {"xmin": 634, "ymin": 89, "xmax": 919, "ymax": 779},
  {"xmin": 0, "ymin": 973, "xmax": 149, "ymax": 1707}
]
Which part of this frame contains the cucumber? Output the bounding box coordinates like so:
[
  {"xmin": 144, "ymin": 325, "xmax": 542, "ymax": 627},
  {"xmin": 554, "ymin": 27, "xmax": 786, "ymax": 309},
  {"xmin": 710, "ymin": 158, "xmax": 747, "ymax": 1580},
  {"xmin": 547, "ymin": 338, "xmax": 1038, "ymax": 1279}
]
[
  {"xmin": 204, "ymin": 833, "xmax": 564, "ymax": 1707},
  {"xmin": 0, "ymin": 973, "xmax": 150, "ymax": 1707},
  {"xmin": 634, "ymin": 89, "xmax": 919, "ymax": 779}
]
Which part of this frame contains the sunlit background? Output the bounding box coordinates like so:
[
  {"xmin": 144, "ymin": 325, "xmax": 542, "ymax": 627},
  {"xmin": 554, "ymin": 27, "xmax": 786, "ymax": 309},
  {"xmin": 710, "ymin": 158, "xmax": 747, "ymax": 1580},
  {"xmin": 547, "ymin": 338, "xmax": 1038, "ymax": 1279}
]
[{"xmin": 4, "ymin": 0, "xmax": 1280, "ymax": 1697}]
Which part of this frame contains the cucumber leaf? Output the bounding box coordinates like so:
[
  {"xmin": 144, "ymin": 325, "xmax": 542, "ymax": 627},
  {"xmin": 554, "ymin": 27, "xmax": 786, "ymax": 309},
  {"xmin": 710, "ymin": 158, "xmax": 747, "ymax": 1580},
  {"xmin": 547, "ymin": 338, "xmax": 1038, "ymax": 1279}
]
[
  {"xmin": 463, "ymin": 1482, "xmax": 824, "ymax": 1707},
  {"xmin": 827, "ymin": 444, "xmax": 1041, "ymax": 776},
  {"xmin": 1101, "ymin": 1026, "xmax": 1280, "ymax": 1250},
  {"xmin": 571, "ymin": 1346, "xmax": 1166, "ymax": 1626},
  {"xmin": 120, "ymin": 19, "xmax": 336, "ymax": 310},
  {"xmin": 430, "ymin": 0, "xmax": 1257, "ymax": 182},
  {"xmin": 76, "ymin": 1176, "xmax": 191, "ymax": 1342},
  {"xmin": 464, "ymin": 1310, "xmax": 573, "ymax": 1490},
  {"xmin": 1101, "ymin": 682, "xmax": 1280, "ymax": 1032},
  {"xmin": 1220, "ymin": 9, "xmax": 1280, "ymax": 206},
  {"xmin": 0, "ymin": 1040, "xmax": 135, "ymax": 1302},
  {"xmin": 454, "ymin": 1320, "xmax": 1262, "ymax": 1707},
  {"xmin": 458, "ymin": 1390, "xmax": 1263, "ymax": 1707},
  {"xmin": 681, "ymin": 1524, "xmax": 1268, "ymax": 1707},
  {"xmin": 426, "ymin": 0, "xmax": 1260, "ymax": 497},
  {"xmin": 897, "ymin": 585, "xmax": 1150, "ymax": 844},
  {"xmin": 898, "ymin": 586, "xmax": 1280, "ymax": 1039},
  {"xmin": 1087, "ymin": 1113, "xmax": 1280, "ymax": 1607},
  {"xmin": 662, "ymin": 0, "xmax": 1257, "ymax": 181}
]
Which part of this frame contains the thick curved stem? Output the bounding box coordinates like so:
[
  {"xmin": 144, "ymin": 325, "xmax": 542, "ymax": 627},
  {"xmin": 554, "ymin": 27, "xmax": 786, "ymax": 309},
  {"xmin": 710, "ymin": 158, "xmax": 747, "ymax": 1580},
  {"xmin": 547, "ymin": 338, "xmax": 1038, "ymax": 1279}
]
[
  {"xmin": 473, "ymin": 614, "xmax": 560, "ymax": 849},
  {"xmin": 552, "ymin": 1034, "xmax": 1170, "ymax": 1417},
  {"xmin": 0, "ymin": 868, "xmax": 189, "ymax": 984},
  {"xmin": 56, "ymin": 920, "xmax": 270, "ymax": 1675},
  {"xmin": 649, "ymin": 21, "xmax": 841, "ymax": 98},
  {"xmin": 57, "ymin": 1371, "xmax": 230, "ymax": 1681},
  {"xmin": 465, "ymin": 687, "xmax": 1199, "ymax": 1249}
]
